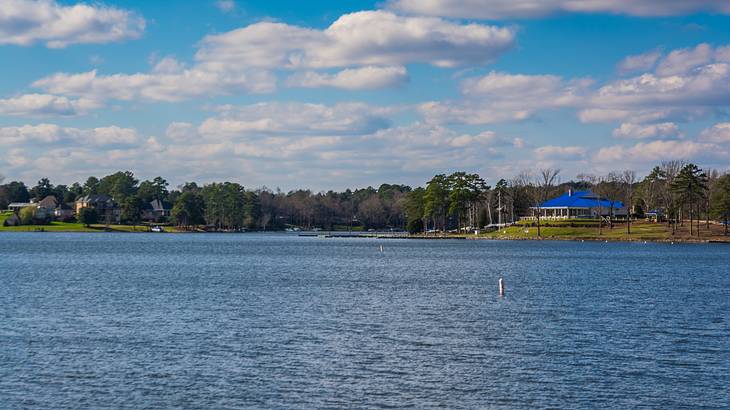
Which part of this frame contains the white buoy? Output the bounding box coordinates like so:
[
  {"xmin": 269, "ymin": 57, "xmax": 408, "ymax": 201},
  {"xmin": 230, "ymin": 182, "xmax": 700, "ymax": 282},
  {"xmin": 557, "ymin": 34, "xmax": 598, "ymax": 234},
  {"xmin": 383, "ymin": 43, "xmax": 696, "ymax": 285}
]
[
  {"xmin": 499, "ymin": 277, "xmax": 505, "ymax": 297},
  {"xmin": 379, "ymin": 244, "xmax": 384, "ymax": 253}
]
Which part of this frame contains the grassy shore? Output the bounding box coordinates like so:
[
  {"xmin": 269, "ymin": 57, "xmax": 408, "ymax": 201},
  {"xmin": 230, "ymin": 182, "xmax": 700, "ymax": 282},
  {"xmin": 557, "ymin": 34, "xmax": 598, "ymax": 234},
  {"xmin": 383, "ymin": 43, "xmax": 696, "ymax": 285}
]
[
  {"xmin": 477, "ymin": 220, "xmax": 729, "ymax": 243},
  {"xmin": 0, "ymin": 212, "xmax": 181, "ymax": 233}
]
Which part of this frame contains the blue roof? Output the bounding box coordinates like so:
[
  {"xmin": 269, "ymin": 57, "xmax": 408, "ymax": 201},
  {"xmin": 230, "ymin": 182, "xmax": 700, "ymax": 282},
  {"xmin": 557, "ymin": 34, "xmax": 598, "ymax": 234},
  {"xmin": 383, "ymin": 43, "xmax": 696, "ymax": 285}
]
[{"xmin": 539, "ymin": 191, "xmax": 623, "ymax": 209}]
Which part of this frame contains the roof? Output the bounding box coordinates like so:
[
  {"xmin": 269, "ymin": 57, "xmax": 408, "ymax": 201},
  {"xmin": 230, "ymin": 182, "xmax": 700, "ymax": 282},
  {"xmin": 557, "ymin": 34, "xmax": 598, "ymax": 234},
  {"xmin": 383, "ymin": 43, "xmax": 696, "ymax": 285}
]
[
  {"xmin": 76, "ymin": 194, "xmax": 115, "ymax": 204},
  {"xmin": 538, "ymin": 190, "xmax": 623, "ymax": 209},
  {"xmin": 8, "ymin": 202, "xmax": 32, "ymax": 208},
  {"xmin": 38, "ymin": 196, "xmax": 58, "ymax": 208},
  {"xmin": 150, "ymin": 199, "xmax": 172, "ymax": 211}
]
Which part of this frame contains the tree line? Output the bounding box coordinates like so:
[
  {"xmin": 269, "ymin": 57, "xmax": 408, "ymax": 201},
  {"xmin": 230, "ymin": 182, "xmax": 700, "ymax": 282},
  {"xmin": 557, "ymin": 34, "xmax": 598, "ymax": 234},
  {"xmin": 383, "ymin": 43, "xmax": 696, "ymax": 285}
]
[{"xmin": 1, "ymin": 162, "xmax": 729, "ymax": 235}]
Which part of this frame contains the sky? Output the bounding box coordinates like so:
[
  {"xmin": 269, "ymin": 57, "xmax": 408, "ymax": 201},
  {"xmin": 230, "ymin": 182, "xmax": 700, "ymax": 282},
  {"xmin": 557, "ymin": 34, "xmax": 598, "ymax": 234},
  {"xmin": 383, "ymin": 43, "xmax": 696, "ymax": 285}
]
[{"xmin": 1, "ymin": 0, "xmax": 730, "ymax": 191}]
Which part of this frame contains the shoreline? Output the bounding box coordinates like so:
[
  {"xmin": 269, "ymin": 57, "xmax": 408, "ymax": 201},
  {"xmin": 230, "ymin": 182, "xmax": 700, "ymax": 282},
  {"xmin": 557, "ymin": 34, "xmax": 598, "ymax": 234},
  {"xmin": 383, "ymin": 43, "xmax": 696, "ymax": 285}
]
[{"xmin": 1, "ymin": 227, "xmax": 728, "ymax": 244}]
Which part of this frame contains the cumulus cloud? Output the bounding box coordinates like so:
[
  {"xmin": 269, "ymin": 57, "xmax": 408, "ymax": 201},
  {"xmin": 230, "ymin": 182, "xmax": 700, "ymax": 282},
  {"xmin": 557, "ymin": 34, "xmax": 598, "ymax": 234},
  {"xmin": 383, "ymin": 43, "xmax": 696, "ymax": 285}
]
[
  {"xmin": 286, "ymin": 66, "xmax": 408, "ymax": 90},
  {"xmin": 581, "ymin": 44, "xmax": 730, "ymax": 124},
  {"xmin": 618, "ymin": 50, "xmax": 661, "ymax": 74},
  {"xmin": 0, "ymin": 0, "xmax": 145, "ymax": 48},
  {"xmin": 612, "ymin": 122, "xmax": 682, "ymax": 139},
  {"xmin": 198, "ymin": 102, "xmax": 395, "ymax": 139},
  {"xmin": 594, "ymin": 140, "xmax": 724, "ymax": 164},
  {"xmin": 33, "ymin": 66, "xmax": 276, "ymax": 102},
  {"xmin": 421, "ymin": 71, "xmax": 591, "ymax": 124},
  {"xmin": 534, "ymin": 145, "xmax": 587, "ymax": 160},
  {"xmin": 387, "ymin": 0, "xmax": 730, "ymax": 19},
  {"xmin": 0, "ymin": 93, "xmax": 100, "ymax": 117},
  {"xmin": 31, "ymin": 11, "xmax": 513, "ymax": 101},
  {"xmin": 699, "ymin": 123, "xmax": 730, "ymax": 143},
  {"xmin": 196, "ymin": 11, "xmax": 516, "ymax": 69},
  {"xmin": 0, "ymin": 124, "xmax": 140, "ymax": 147}
]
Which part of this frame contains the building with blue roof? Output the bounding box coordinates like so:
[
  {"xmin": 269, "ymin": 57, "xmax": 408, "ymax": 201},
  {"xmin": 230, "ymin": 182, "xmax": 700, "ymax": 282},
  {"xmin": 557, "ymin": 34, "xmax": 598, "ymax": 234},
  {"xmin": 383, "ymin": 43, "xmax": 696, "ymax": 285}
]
[{"xmin": 530, "ymin": 190, "xmax": 626, "ymax": 219}]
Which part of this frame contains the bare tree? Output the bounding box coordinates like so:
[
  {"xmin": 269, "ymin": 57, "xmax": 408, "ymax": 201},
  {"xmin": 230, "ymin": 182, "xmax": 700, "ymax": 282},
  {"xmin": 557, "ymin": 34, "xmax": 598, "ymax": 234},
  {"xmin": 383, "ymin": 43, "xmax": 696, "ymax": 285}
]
[
  {"xmin": 622, "ymin": 170, "xmax": 636, "ymax": 235},
  {"xmin": 533, "ymin": 168, "xmax": 561, "ymax": 238}
]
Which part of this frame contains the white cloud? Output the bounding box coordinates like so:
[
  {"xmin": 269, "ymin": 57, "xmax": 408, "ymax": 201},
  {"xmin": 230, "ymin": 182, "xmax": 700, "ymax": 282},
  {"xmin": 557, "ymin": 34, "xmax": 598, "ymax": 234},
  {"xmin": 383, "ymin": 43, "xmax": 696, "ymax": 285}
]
[
  {"xmin": 612, "ymin": 122, "xmax": 682, "ymax": 139},
  {"xmin": 196, "ymin": 11, "xmax": 516, "ymax": 69},
  {"xmin": 0, "ymin": 0, "xmax": 145, "ymax": 48},
  {"xmin": 582, "ymin": 45, "xmax": 730, "ymax": 123},
  {"xmin": 699, "ymin": 123, "xmax": 730, "ymax": 143},
  {"xmin": 0, "ymin": 124, "xmax": 139, "ymax": 147},
  {"xmin": 198, "ymin": 102, "xmax": 394, "ymax": 139},
  {"xmin": 421, "ymin": 71, "xmax": 591, "ymax": 124},
  {"xmin": 534, "ymin": 145, "xmax": 587, "ymax": 160},
  {"xmin": 0, "ymin": 93, "xmax": 100, "ymax": 117},
  {"xmin": 618, "ymin": 50, "xmax": 661, "ymax": 74},
  {"xmin": 387, "ymin": 0, "xmax": 730, "ymax": 19},
  {"xmin": 215, "ymin": 0, "xmax": 236, "ymax": 13},
  {"xmin": 594, "ymin": 140, "xmax": 723, "ymax": 164},
  {"xmin": 655, "ymin": 43, "xmax": 713, "ymax": 76},
  {"xmin": 33, "ymin": 66, "xmax": 276, "ymax": 102},
  {"xmin": 286, "ymin": 66, "xmax": 408, "ymax": 90}
]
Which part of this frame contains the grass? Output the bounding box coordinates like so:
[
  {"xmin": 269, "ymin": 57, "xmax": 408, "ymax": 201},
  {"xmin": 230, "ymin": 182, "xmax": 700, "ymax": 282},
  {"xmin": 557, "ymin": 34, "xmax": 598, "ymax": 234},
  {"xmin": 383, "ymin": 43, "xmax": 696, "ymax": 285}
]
[
  {"xmin": 0, "ymin": 212, "xmax": 182, "ymax": 233},
  {"xmin": 480, "ymin": 220, "xmax": 727, "ymax": 242}
]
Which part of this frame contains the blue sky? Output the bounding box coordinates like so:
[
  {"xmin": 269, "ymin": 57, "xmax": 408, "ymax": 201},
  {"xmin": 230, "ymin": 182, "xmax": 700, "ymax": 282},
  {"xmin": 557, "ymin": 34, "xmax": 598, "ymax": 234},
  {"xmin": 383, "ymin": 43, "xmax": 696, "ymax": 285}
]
[{"xmin": 1, "ymin": 0, "xmax": 730, "ymax": 190}]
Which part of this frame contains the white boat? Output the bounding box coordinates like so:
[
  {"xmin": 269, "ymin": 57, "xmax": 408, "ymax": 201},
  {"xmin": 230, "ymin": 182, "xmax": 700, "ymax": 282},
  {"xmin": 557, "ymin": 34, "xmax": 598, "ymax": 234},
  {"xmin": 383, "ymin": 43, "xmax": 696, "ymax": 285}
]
[{"xmin": 151, "ymin": 226, "xmax": 164, "ymax": 233}]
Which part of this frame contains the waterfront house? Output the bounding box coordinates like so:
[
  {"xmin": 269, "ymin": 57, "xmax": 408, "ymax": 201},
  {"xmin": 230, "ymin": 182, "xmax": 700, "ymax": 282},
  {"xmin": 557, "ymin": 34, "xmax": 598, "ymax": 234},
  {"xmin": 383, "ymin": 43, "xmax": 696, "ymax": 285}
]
[
  {"xmin": 75, "ymin": 194, "xmax": 121, "ymax": 224},
  {"xmin": 7, "ymin": 202, "xmax": 32, "ymax": 213},
  {"xmin": 530, "ymin": 190, "xmax": 625, "ymax": 219},
  {"xmin": 142, "ymin": 199, "xmax": 172, "ymax": 222}
]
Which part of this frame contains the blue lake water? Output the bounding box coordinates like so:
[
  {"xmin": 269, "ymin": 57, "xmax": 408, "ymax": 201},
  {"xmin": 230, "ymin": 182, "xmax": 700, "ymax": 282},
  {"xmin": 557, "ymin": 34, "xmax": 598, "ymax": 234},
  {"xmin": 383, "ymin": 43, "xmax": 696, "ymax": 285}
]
[{"xmin": 1, "ymin": 233, "xmax": 729, "ymax": 409}]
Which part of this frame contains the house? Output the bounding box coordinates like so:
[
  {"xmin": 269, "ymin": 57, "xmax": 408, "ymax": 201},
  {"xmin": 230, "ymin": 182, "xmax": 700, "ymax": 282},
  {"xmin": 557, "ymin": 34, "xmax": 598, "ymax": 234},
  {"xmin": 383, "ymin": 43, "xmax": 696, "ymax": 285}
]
[
  {"xmin": 36, "ymin": 196, "xmax": 58, "ymax": 219},
  {"xmin": 75, "ymin": 194, "xmax": 121, "ymax": 224},
  {"xmin": 8, "ymin": 202, "xmax": 32, "ymax": 213},
  {"xmin": 142, "ymin": 199, "xmax": 172, "ymax": 222},
  {"xmin": 7, "ymin": 196, "xmax": 55, "ymax": 221},
  {"xmin": 646, "ymin": 209, "xmax": 665, "ymax": 222},
  {"xmin": 529, "ymin": 190, "xmax": 625, "ymax": 220},
  {"xmin": 54, "ymin": 202, "xmax": 76, "ymax": 221}
]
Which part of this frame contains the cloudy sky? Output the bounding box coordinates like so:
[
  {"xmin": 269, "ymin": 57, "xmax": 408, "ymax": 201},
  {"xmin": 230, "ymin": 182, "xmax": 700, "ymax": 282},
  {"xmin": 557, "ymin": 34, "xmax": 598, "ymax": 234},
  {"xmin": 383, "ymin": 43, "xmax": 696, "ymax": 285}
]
[{"xmin": 1, "ymin": 0, "xmax": 730, "ymax": 190}]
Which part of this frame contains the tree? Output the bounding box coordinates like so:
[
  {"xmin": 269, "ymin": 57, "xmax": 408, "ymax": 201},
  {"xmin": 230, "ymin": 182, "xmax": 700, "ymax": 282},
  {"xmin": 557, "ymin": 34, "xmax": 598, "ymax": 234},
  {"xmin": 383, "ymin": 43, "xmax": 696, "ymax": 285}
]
[
  {"xmin": 19, "ymin": 206, "xmax": 36, "ymax": 225},
  {"xmin": 30, "ymin": 178, "xmax": 54, "ymax": 200},
  {"xmin": 710, "ymin": 174, "xmax": 730, "ymax": 236},
  {"xmin": 171, "ymin": 191, "xmax": 205, "ymax": 229},
  {"xmin": 137, "ymin": 176, "xmax": 169, "ymax": 203},
  {"xmin": 404, "ymin": 188, "xmax": 425, "ymax": 233},
  {"xmin": 78, "ymin": 208, "xmax": 99, "ymax": 227},
  {"xmin": 622, "ymin": 170, "xmax": 636, "ymax": 235},
  {"xmin": 423, "ymin": 174, "xmax": 450, "ymax": 232},
  {"xmin": 532, "ymin": 168, "xmax": 561, "ymax": 238},
  {"xmin": 83, "ymin": 176, "xmax": 100, "ymax": 195},
  {"xmin": 672, "ymin": 164, "xmax": 708, "ymax": 237},
  {"xmin": 121, "ymin": 196, "xmax": 145, "ymax": 228},
  {"xmin": 0, "ymin": 181, "xmax": 30, "ymax": 209},
  {"xmin": 97, "ymin": 171, "xmax": 138, "ymax": 201}
]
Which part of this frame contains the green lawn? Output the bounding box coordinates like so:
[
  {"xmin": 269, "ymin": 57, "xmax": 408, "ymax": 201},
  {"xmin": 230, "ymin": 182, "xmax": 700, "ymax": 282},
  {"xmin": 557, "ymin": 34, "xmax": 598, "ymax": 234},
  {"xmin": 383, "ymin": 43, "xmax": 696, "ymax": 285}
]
[
  {"xmin": 481, "ymin": 221, "xmax": 671, "ymax": 241},
  {"xmin": 0, "ymin": 212, "xmax": 180, "ymax": 233}
]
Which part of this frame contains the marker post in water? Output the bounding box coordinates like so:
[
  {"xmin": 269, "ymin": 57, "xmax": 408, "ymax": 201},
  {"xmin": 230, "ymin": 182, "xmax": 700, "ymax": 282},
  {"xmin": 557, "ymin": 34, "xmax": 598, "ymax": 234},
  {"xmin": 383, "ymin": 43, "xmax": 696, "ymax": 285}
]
[{"xmin": 499, "ymin": 277, "xmax": 505, "ymax": 297}]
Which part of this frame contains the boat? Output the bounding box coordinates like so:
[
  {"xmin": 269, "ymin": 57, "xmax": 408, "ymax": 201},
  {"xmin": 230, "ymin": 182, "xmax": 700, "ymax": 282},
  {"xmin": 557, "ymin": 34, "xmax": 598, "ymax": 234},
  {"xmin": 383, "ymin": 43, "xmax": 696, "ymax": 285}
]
[{"xmin": 151, "ymin": 226, "xmax": 164, "ymax": 233}]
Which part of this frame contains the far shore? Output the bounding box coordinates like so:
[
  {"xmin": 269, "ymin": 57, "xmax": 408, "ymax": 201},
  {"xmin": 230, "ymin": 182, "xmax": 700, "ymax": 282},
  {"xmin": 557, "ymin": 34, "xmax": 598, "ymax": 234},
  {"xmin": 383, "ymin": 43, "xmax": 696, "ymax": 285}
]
[{"xmin": 1, "ymin": 220, "xmax": 728, "ymax": 244}]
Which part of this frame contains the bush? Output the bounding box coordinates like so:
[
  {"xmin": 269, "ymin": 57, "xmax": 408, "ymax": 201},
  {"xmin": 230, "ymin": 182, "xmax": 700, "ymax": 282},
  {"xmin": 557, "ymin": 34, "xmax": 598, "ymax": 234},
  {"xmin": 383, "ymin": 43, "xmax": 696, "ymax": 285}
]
[
  {"xmin": 78, "ymin": 207, "xmax": 99, "ymax": 227},
  {"xmin": 19, "ymin": 206, "xmax": 35, "ymax": 225}
]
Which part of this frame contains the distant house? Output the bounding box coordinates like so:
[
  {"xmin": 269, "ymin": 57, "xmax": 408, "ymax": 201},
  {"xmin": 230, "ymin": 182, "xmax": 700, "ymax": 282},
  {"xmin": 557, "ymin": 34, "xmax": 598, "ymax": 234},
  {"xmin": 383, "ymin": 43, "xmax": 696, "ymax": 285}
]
[
  {"xmin": 54, "ymin": 202, "xmax": 76, "ymax": 221},
  {"xmin": 75, "ymin": 194, "xmax": 121, "ymax": 224},
  {"xmin": 36, "ymin": 196, "xmax": 58, "ymax": 220},
  {"xmin": 530, "ymin": 190, "xmax": 626, "ymax": 219},
  {"xmin": 142, "ymin": 199, "xmax": 172, "ymax": 222},
  {"xmin": 8, "ymin": 202, "xmax": 32, "ymax": 213},
  {"xmin": 646, "ymin": 209, "xmax": 665, "ymax": 222}
]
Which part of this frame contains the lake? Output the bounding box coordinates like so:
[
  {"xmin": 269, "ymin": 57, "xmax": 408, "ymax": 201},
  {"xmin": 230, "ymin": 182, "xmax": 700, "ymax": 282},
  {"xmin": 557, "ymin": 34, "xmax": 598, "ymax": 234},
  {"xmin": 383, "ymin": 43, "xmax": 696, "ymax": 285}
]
[{"xmin": 1, "ymin": 233, "xmax": 728, "ymax": 408}]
